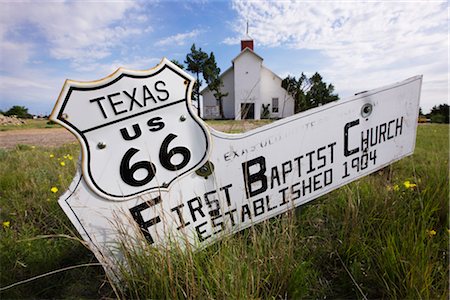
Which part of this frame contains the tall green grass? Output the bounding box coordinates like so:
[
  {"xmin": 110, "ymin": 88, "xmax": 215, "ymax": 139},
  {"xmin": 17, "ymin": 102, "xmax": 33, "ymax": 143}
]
[
  {"xmin": 0, "ymin": 124, "xmax": 448, "ymax": 298},
  {"xmin": 0, "ymin": 144, "xmax": 111, "ymax": 298}
]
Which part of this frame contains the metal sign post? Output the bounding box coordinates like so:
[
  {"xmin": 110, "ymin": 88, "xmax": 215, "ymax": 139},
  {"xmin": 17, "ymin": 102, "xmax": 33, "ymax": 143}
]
[{"xmin": 50, "ymin": 58, "xmax": 422, "ymax": 272}]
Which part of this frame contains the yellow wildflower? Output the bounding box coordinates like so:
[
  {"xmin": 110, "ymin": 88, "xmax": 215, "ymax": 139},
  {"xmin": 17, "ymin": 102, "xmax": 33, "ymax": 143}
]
[
  {"xmin": 31, "ymin": 146, "xmax": 35, "ymax": 149},
  {"xmin": 49, "ymin": 154, "xmax": 54, "ymax": 158},
  {"xmin": 51, "ymin": 187, "xmax": 58, "ymax": 193},
  {"xmin": 2, "ymin": 221, "xmax": 10, "ymax": 228},
  {"xmin": 393, "ymin": 184, "xmax": 400, "ymax": 191},
  {"xmin": 60, "ymin": 161, "xmax": 66, "ymax": 167},
  {"xmin": 67, "ymin": 154, "xmax": 73, "ymax": 160},
  {"xmin": 403, "ymin": 180, "xmax": 417, "ymax": 189},
  {"xmin": 427, "ymin": 229, "xmax": 437, "ymax": 237}
]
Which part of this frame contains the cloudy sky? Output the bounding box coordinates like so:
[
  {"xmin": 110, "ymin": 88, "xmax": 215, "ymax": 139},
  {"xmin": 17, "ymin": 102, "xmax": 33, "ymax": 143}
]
[{"xmin": 0, "ymin": 0, "xmax": 447, "ymax": 115}]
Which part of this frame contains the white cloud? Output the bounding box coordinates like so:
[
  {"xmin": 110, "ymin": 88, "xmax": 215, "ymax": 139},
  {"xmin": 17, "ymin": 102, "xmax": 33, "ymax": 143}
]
[
  {"xmin": 0, "ymin": 1, "xmax": 146, "ymax": 69},
  {"xmin": 0, "ymin": 75, "xmax": 53, "ymax": 90},
  {"xmin": 0, "ymin": 54, "xmax": 163, "ymax": 116},
  {"xmin": 0, "ymin": 41, "xmax": 34, "ymax": 70},
  {"xmin": 0, "ymin": 1, "xmax": 155, "ymax": 114},
  {"xmin": 222, "ymin": 36, "xmax": 240, "ymax": 45},
  {"xmin": 0, "ymin": 72, "xmax": 62, "ymax": 114},
  {"xmin": 228, "ymin": 0, "xmax": 448, "ymax": 112},
  {"xmin": 156, "ymin": 29, "xmax": 203, "ymax": 47},
  {"xmin": 71, "ymin": 56, "xmax": 162, "ymax": 78}
]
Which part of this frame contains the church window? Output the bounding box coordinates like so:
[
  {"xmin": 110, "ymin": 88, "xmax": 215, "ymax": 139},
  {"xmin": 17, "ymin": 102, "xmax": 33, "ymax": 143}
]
[{"xmin": 272, "ymin": 98, "xmax": 279, "ymax": 113}]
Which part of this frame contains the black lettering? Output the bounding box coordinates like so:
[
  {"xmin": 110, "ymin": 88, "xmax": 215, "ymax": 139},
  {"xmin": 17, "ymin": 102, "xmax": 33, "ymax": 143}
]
[
  {"xmin": 342, "ymin": 161, "xmax": 350, "ymax": 179},
  {"xmin": 159, "ymin": 134, "xmax": 191, "ymax": 171},
  {"xmin": 143, "ymin": 85, "xmax": 157, "ymax": 104},
  {"xmin": 171, "ymin": 203, "xmax": 190, "ymax": 230},
  {"xmin": 195, "ymin": 222, "xmax": 210, "ymax": 242},
  {"xmin": 291, "ymin": 182, "xmax": 301, "ymax": 201},
  {"xmin": 120, "ymin": 148, "xmax": 156, "ymax": 186},
  {"xmin": 281, "ymin": 161, "xmax": 292, "ymax": 183},
  {"xmin": 352, "ymin": 156, "xmax": 360, "ymax": 172},
  {"xmin": 129, "ymin": 197, "xmax": 162, "ymax": 244},
  {"xmin": 155, "ymin": 81, "xmax": 169, "ymax": 101},
  {"xmin": 361, "ymin": 129, "xmax": 369, "ymax": 151},
  {"xmin": 302, "ymin": 177, "xmax": 312, "ymax": 196},
  {"xmin": 317, "ymin": 146, "xmax": 326, "ymax": 169},
  {"xmin": 205, "ymin": 190, "xmax": 220, "ymax": 217},
  {"xmin": 279, "ymin": 187, "xmax": 289, "ymax": 206},
  {"xmin": 211, "ymin": 215, "xmax": 224, "ymax": 234},
  {"xmin": 187, "ymin": 197, "xmax": 205, "ymax": 222},
  {"xmin": 220, "ymin": 184, "xmax": 233, "ymax": 207},
  {"xmin": 328, "ymin": 142, "xmax": 336, "ymax": 163},
  {"xmin": 266, "ymin": 195, "xmax": 277, "ymax": 212},
  {"xmin": 306, "ymin": 150, "xmax": 316, "ymax": 174},
  {"xmin": 313, "ymin": 173, "xmax": 322, "ymax": 191},
  {"xmin": 120, "ymin": 123, "xmax": 142, "ymax": 141},
  {"xmin": 224, "ymin": 152, "xmax": 231, "ymax": 161},
  {"xmin": 387, "ymin": 120, "xmax": 395, "ymax": 140},
  {"xmin": 224, "ymin": 209, "xmax": 237, "ymax": 226},
  {"xmin": 270, "ymin": 166, "xmax": 280, "ymax": 189},
  {"xmin": 241, "ymin": 204, "xmax": 251, "ymax": 222},
  {"xmin": 253, "ymin": 198, "xmax": 265, "ymax": 217},
  {"xmin": 379, "ymin": 123, "xmax": 387, "ymax": 143},
  {"xmin": 395, "ymin": 117, "xmax": 403, "ymax": 136},
  {"xmin": 370, "ymin": 127, "xmax": 378, "ymax": 147},
  {"xmin": 324, "ymin": 169, "xmax": 333, "ymax": 186},
  {"xmin": 108, "ymin": 92, "xmax": 127, "ymax": 115},
  {"xmin": 89, "ymin": 96, "xmax": 108, "ymax": 119},
  {"xmin": 242, "ymin": 156, "xmax": 268, "ymax": 198},
  {"xmin": 294, "ymin": 155, "xmax": 304, "ymax": 177},
  {"xmin": 344, "ymin": 119, "xmax": 360, "ymax": 157},
  {"xmin": 147, "ymin": 116, "xmax": 165, "ymax": 132},
  {"xmin": 124, "ymin": 87, "xmax": 143, "ymax": 111}
]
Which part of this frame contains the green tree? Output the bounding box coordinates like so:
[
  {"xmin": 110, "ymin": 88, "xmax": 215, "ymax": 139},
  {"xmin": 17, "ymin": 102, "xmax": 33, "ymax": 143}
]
[
  {"xmin": 185, "ymin": 44, "xmax": 208, "ymax": 116},
  {"xmin": 171, "ymin": 59, "xmax": 184, "ymax": 70},
  {"xmin": 4, "ymin": 105, "xmax": 32, "ymax": 118},
  {"xmin": 282, "ymin": 73, "xmax": 310, "ymax": 113},
  {"xmin": 282, "ymin": 72, "xmax": 339, "ymax": 113},
  {"xmin": 428, "ymin": 103, "xmax": 449, "ymax": 123},
  {"xmin": 203, "ymin": 52, "xmax": 228, "ymax": 119}
]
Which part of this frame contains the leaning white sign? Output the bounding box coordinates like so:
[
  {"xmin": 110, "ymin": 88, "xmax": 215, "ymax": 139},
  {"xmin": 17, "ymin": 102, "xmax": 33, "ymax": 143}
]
[{"xmin": 50, "ymin": 59, "xmax": 422, "ymax": 270}]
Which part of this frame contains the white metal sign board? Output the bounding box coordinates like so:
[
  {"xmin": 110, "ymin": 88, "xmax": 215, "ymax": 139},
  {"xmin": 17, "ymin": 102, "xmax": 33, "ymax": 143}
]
[{"xmin": 50, "ymin": 59, "xmax": 422, "ymax": 271}]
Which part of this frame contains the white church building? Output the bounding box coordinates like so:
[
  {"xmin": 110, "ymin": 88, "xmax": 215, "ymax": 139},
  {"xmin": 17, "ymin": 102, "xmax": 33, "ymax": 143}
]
[{"xmin": 200, "ymin": 38, "xmax": 295, "ymax": 120}]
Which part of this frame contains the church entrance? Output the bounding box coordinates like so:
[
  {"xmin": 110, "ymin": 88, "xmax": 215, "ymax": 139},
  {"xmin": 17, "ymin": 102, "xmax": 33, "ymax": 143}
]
[{"xmin": 241, "ymin": 103, "xmax": 255, "ymax": 119}]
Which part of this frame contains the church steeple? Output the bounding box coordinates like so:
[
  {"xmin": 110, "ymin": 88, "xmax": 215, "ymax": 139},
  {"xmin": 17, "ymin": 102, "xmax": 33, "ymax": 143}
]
[{"xmin": 240, "ymin": 21, "xmax": 254, "ymax": 51}]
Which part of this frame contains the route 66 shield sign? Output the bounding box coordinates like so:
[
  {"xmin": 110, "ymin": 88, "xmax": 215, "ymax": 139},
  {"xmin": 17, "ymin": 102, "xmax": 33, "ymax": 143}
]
[{"xmin": 50, "ymin": 58, "xmax": 210, "ymax": 200}]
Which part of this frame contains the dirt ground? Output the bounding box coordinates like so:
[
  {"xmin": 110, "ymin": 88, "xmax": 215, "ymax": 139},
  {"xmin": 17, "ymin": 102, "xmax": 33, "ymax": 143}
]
[
  {"xmin": 0, "ymin": 122, "xmax": 268, "ymax": 149},
  {"xmin": 0, "ymin": 128, "xmax": 77, "ymax": 149}
]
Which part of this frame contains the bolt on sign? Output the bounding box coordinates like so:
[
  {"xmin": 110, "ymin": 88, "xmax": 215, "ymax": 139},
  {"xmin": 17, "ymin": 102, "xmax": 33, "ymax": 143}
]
[{"xmin": 50, "ymin": 58, "xmax": 422, "ymax": 273}]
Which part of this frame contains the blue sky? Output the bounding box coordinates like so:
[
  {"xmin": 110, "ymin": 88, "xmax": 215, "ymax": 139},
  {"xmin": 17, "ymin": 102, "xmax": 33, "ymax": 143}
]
[{"xmin": 0, "ymin": 0, "xmax": 448, "ymax": 115}]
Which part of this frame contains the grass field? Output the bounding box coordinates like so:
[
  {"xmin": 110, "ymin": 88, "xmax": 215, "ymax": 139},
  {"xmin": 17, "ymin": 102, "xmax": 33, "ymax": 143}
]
[{"xmin": 0, "ymin": 122, "xmax": 448, "ymax": 298}]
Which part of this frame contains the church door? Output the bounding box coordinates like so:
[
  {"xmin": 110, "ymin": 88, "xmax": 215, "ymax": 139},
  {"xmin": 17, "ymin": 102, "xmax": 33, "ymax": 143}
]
[{"xmin": 241, "ymin": 103, "xmax": 255, "ymax": 119}]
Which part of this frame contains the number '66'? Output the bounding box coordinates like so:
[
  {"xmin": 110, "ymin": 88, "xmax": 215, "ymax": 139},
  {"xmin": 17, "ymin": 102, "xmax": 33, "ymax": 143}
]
[{"xmin": 120, "ymin": 134, "xmax": 191, "ymax": 187}]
